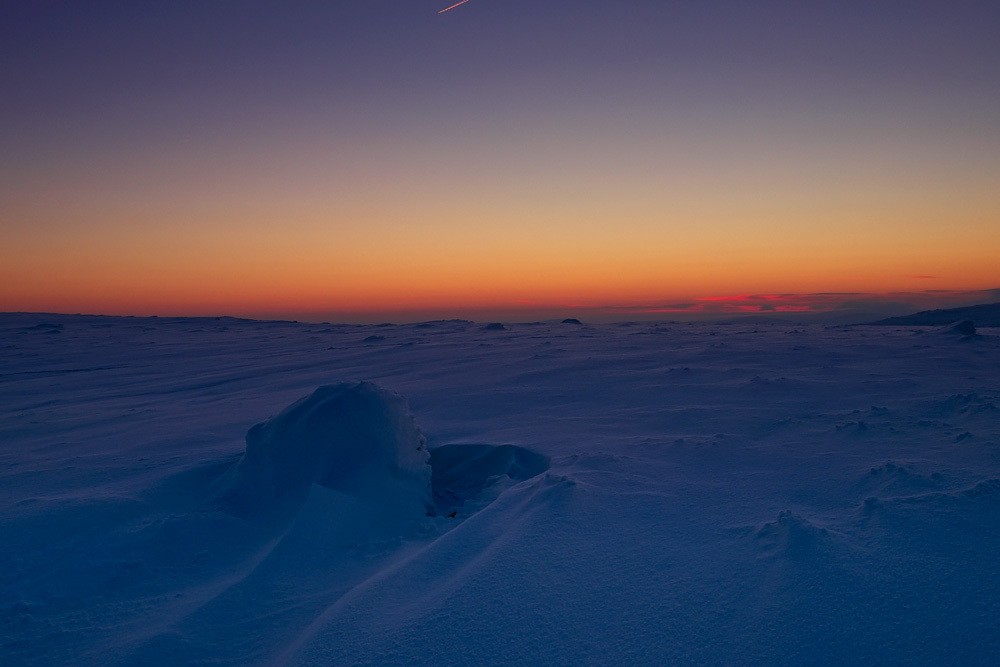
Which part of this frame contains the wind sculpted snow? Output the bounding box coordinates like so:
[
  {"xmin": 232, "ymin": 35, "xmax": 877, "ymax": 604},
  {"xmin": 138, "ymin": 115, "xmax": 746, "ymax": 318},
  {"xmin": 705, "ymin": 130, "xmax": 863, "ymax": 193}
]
[
  {"xmin": 1, "ymin": 314, "xmax": 999, "ymax": 664},
  {"xmin": 223, "ymin": 382, "xmax": 433, "ymax": 518}
]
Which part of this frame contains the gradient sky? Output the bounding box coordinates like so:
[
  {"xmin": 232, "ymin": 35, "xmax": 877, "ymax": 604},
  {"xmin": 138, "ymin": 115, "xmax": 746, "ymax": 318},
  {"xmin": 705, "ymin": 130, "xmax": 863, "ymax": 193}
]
[{"xmin": 2, "ymin": 1, "xmax": 999, "ymax": 322}]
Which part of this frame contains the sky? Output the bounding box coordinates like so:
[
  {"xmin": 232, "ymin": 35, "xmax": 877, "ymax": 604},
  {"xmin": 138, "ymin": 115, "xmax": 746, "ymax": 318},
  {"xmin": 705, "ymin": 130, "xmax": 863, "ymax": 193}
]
[{"xmin": 2, "ymin": 1, "xmax": 999, "ymax": 323}]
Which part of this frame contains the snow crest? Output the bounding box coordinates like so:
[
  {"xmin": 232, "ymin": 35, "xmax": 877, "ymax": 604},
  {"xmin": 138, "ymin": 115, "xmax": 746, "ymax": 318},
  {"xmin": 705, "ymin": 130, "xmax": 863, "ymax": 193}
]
[{"xmin": 226, "ymin": 382, "xmax": 432, "ymax": 516}]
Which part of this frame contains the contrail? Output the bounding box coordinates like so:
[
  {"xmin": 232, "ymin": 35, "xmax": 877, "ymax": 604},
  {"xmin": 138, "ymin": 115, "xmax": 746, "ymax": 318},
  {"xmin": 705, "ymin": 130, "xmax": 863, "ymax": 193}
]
[{"xmin": 438, "ymin": 0, "xmax": 472, "ymax": 13}]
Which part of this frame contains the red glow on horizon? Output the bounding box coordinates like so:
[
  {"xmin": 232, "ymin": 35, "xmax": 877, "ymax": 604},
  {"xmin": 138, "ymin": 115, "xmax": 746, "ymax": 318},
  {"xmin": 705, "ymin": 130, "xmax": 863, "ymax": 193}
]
[{"xmin": 696, "ymin": 295, "xmax": 754, "ymax": 303}]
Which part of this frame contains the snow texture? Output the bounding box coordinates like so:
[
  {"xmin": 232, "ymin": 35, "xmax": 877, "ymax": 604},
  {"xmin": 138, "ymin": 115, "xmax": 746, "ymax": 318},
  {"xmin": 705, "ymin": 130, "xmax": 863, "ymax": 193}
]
[{"xmin": 2, "ymin": 313, "xmax": 999, "ymax": 665}]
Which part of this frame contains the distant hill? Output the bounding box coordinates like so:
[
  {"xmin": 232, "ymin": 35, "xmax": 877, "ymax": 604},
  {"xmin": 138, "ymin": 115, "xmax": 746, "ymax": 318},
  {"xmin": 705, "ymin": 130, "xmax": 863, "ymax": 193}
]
[{"xmin": 862, "ymin": 302, "xmax": 1000, "ymax": 327}]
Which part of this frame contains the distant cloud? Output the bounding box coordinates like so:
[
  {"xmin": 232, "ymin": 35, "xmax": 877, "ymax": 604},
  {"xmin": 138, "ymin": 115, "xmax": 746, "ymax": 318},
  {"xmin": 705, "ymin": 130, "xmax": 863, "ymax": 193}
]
[
  {"xmin": 637, "ymin": 293, "xmax": 842, "ymax": 315},
  {"xmin": 915, "ymin": 275, "xmax": 938, "ymax": 279}
]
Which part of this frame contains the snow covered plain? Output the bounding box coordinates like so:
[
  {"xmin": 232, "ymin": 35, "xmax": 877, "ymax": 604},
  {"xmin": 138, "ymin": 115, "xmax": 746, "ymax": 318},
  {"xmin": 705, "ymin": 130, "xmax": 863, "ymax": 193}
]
[{"xmin": 2, "ymin": 313, "xmax": 999, "ymax": 665}]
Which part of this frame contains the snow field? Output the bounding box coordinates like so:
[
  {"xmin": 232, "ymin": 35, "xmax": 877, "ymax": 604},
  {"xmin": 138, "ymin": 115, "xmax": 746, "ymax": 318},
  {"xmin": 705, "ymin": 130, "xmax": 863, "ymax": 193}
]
[{"xmin": 2, "ymin": 314, "xmax": 999, "ymax": 664}]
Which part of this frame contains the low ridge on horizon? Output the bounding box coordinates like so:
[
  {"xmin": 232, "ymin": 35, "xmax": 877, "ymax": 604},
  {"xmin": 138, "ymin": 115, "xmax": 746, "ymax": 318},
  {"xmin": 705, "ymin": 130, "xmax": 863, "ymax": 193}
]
[
  {"xmin": 862, "ymin": 301, "xmax": 1000, "ymax": 327},
  {"xmin": 8, "ymin": 296, "xmax": 1000, "ymax": 328}
]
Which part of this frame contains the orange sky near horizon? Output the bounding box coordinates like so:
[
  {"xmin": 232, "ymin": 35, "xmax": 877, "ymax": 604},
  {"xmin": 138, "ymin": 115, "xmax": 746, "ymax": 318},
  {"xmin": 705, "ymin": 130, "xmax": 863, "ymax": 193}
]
[
  {"xmin": 3, "ymin": 140, "xmax": 999, "ymax": 319},
  {"xmin": 4, "ymin": 198, "xmax": 998, "ymax": 319}
]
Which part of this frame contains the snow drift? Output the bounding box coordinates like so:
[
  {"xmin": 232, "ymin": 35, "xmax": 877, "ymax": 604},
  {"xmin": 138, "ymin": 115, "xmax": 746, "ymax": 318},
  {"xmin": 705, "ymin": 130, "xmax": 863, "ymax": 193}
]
[{"xmin": 225, "ymin": 382, "xmax": 433, "ymax": 516}]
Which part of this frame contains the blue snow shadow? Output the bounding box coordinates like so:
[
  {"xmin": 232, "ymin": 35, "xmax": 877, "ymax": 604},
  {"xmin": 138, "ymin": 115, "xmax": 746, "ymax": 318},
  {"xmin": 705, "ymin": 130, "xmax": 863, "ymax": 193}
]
[{"xmin": 429, "ymin": 444, "xmax": 550, "ymax": 512}]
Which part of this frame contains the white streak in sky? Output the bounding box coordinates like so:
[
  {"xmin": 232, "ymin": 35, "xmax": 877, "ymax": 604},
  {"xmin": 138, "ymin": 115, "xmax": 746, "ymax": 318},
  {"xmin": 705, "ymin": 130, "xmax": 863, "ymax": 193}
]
[{"xmin": 438, "ymin": 0, "xmax": 472, "ymax": 14}]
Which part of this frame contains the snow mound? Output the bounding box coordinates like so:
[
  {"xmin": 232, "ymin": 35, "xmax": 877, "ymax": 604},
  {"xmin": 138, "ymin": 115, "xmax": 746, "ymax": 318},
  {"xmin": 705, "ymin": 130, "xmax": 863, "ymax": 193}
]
[
  {"xmin": 936, "ymin": 320, "xmax": 977, "ymax": 337},
  {"xmin": 859, "ymin": 461, "xmax": 943, "ymax": 497},
  {"xmin": 753, "ymin": 511, "xmax": 834, "ymax": 561},
  {"xmin": 893, "ymin": 478, "xmax": 1000, "ymax": 508},
  {"xmin": 858, "ymin": 479, "xmax": 1000, "ymax": 553},
  {"xmin": 930, "ymin": 392, "xmax": 999, "ymax": 418},
  {"xmin": 226, "ymin": 382, "xmax": 432, "ymax": 516},
  {"xmin": 23, "ymin": 321, "xmax": 63, "ymax": 334}
]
